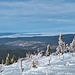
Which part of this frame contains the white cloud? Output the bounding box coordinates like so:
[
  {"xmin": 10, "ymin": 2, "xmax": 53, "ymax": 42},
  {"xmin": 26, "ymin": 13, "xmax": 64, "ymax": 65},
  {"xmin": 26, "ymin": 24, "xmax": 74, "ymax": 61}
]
[
  {"xmin": 0, "ymin": 1, "xmax": 75, "ymax": 15},
  {"xmin": 0, "ymin": 0, "xmax": 75, "ymax": 24}
]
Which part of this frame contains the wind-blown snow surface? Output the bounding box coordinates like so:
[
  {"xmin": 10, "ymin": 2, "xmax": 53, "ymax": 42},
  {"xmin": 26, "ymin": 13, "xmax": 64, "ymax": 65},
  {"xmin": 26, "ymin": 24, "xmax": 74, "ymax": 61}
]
[{"xmin": 0, "ymin": 53, "xmax": 75, "ymax": 75}]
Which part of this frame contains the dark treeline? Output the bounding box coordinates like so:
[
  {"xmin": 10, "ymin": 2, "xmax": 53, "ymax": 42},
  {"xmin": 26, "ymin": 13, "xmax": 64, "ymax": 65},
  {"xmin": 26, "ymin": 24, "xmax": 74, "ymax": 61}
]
[{"xmin": 0, "ymin": 49, "xmax": 37, "ymax": 64}]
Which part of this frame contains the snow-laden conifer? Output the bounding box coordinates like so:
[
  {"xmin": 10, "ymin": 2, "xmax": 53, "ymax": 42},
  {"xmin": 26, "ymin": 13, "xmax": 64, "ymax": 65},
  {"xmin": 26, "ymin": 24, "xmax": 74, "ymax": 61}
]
[
  {"xmin": 46, "ymin": 44, "xmax": 51, "ymax": 56},
  {"xmin": 5, "ymin": 53, "xmax": 11, "ymax": 65}
]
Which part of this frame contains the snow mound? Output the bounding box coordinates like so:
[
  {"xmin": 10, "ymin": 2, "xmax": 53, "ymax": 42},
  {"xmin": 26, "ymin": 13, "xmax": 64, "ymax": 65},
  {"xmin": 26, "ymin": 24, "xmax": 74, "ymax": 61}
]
[{"xmin": 0, "ymin": 53, "xmax": 75, "ymax": 75}]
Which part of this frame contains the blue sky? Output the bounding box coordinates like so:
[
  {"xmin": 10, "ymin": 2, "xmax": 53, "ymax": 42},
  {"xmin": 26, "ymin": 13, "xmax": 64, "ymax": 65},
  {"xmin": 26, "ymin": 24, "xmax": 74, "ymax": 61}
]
[{"xmin": 0, "ymin": 0, "xmax": 75, "ymax": 35}]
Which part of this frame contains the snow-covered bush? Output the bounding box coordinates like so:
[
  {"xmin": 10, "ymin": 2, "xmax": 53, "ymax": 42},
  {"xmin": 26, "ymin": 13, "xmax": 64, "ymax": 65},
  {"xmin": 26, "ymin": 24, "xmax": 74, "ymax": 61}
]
[{"xmin": 30, "ymin": 61, "xmax": 37, "ymax": 68}]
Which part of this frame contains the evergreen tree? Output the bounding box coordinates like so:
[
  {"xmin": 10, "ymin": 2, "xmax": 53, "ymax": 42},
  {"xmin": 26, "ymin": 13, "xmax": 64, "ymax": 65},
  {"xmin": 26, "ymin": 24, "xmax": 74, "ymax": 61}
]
[
  {"xmin": 56, "ymin": 34, "xmax": 65, "ymax": 54},
  {"xmin": 5, "ymin": 53, "xmax": 11, "ymax": 65},
  {"xmin": 69, "ymin": 36, "xmax": 75, "ymax": 53},
  {"xmin": 46, "ymin": 44, "xmax": 51, "ymax": 56},
  {"xmin": 11, "ymin": 55, "xmax": 17, "ymax": 63}
]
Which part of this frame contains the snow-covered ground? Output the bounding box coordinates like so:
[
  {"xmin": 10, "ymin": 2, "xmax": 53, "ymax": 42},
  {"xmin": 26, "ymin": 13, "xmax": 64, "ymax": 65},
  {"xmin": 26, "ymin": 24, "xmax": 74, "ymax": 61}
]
[{"xmin": 0, "ymin": 53, "xmax": 75, "ymax": 75}]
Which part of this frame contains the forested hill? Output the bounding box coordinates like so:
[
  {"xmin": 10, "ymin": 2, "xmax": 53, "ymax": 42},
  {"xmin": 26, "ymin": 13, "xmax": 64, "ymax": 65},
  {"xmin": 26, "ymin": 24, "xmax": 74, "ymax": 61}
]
[{"xmin": 0, "ymin": 34, "xmax": 74, "ymax": 44}]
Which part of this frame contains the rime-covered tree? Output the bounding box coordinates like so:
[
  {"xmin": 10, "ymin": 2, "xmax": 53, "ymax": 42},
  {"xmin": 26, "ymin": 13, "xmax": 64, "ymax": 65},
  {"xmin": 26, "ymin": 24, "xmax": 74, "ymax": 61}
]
[
  {"xmin": 5, "ymin": 53, "xmax": 11, "ymax": 65},
  {"xmin": 70, "ymin": 37, "xmax": 75, "ymax": 53},
  {"xmin": 56, "ymin": 34, "xmax": 65, "ymax": 54},
  {"xmin": 11, "ymin": 55, "xmax": 17, "ymax": 63},
  {"xmin": 46, "ymin": 44, "xmax": 51, "ymax": 56}
]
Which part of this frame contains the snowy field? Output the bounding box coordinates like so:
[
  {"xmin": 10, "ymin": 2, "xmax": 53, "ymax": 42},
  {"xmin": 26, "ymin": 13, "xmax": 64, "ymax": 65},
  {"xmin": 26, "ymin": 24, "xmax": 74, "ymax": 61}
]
[{"xmin": 0, "ymin": 53, "xmax": 75, "ymax": 75}]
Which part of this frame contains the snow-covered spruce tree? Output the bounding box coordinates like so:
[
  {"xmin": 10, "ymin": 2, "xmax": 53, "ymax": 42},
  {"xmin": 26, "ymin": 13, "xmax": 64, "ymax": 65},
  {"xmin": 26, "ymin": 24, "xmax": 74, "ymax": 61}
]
[
  {"xmin": 70, "ymin": 37, "xmax": 75, "ymax": 53},
  {"xmin": 56, "ymin": 34, "xmax": 66, "ymax": 54},
  {"xmin": 11, "ymin": 55, "xmax": 17, "ymax": 63},
  {"xmin": 46, "ymin": 44, "xmax": 51, "ymax": 56},
  {"xmin": 5, "ymin": 53, "xmax": 11, "ymax": 65}
]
